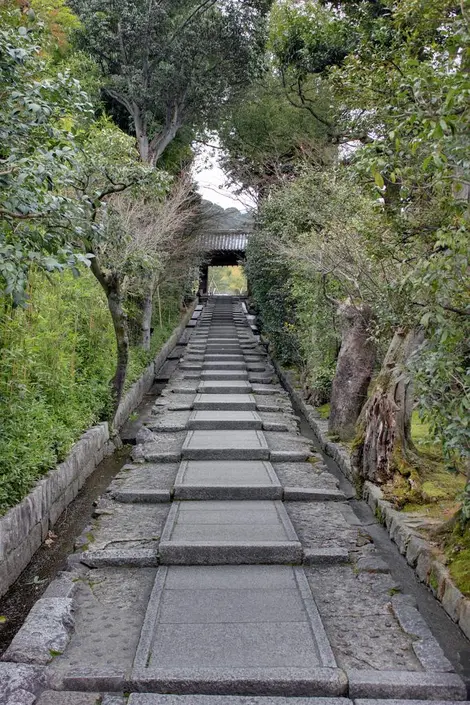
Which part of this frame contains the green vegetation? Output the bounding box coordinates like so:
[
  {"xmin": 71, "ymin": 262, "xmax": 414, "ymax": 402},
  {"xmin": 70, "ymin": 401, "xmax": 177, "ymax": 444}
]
[
  {"xmin": 0, "ymin": 0, "xmax": 269, "ymax": 512},
  {"xmin": 208, "ymin": 267, "xmax": 247, "ymax": 296},
  {"xmin": 0, "ymin": 268, "xmax": 181, "ymax": 514},
  {"xmin": 223, "ymin": 0, "xmax": 469, "ymax": 529},
  {"xmin": 316, "ymin": 404, "xmax": 331, "ymax": 420}
]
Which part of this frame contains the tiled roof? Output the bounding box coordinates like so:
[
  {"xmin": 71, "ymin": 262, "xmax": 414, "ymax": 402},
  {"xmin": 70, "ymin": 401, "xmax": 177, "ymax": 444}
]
[{"xmin": 197, "ymin": 231, "xmax": 250, "ymax": 252}]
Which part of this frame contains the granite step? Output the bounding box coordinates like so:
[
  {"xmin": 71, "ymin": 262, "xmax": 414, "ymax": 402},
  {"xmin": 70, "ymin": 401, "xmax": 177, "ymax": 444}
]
[
  {"xmin": 158, "ymin": 503, "xmax": 302, "ymax": 564},
  {"xmin": 192, "ymin": 393, "xmax": 257, "ymax": 411},
  {"xmin": 173, "ymin": 459, "xmax": 283, "ymax": 500},
  {"xmin": 187, "ymin": 410, "xmax": 263, "ymax": 430},
  {"xmin": 197, "ymin": 380, "xmax": 253, "ymax": 394},
  {"xmin": 181, "ymin": 430, "xmax": 269, "ymax": 460},
  {"xmin": 198, "ymin": 370, "xmax": 249, "ymax": 380},
  {"xmin": 131, "ymin": 565, "xmax": 339, "ymax": 692}
]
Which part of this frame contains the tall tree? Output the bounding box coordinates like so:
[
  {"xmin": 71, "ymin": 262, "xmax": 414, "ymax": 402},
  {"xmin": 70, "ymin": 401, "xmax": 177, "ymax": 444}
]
[{"xmin": 71, "ymin": 0, "xmax": 271, "ymax": 164}]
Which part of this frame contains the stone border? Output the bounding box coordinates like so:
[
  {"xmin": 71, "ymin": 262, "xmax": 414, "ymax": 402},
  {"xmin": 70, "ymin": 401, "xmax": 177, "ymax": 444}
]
[
  {"xmin": 271, "ymin": 356, "xmax": 470, "ymax": 644},
  {"xmin": 364, "ymin": 481, "xmax": 470, "ymax": 642},
  {"xmin": 271, "ymin": 360, "xmax": 354, "ymax": 482},
  {"xmin": 0, "ymin": 303, "xmax": 195, "ymax": 599}
]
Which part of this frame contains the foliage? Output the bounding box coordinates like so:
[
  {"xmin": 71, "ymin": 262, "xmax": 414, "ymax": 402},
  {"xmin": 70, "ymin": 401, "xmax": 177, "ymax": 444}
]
[
  {"xmin": 71, "ymin": 0, "xmax": 271, "ymax": 163},
  {"xmin": 240, "ymin": 0, "xmax": 469, "ymax": 513},
  {"xmin": 208, "ymin": 266, "xmax": 247, "ymax": 295},
  {"xmin": 0, "ymin": 267, "xmax": 183, "ymax": 514},
  {"xmin": 0, "ymin": 9, "xmax": 93, "ymax": 304},
  {"xmin": 218, "ymin": 73, "xmax": 332, "ymax": 199}
]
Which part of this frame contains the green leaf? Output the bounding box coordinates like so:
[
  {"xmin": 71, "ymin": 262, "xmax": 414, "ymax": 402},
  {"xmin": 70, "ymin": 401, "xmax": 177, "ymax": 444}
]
[{"xmin": 373, "ymin": 171, "xmax": 384, "ymax": 189}]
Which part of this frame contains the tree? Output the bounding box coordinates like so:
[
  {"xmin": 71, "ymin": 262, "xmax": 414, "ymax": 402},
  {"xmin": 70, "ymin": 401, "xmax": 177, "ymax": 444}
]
[
  {"xmin": 0, "ymin": 10, "xmax": 93, "ymax": 304},
  {"xmin": 218, "ymin": 73, "xmax": 332, "ymax": 201},
  {"xmin": 109, "ymin": 174, "xmax": 199, "ymax": 349},
  {"xmin": 71, "ymin": 120, "xmax": 164, "ymax": 413},
  {"xmin": 71, "ymin": 0, "xmax": 271, "ymax": 164}
]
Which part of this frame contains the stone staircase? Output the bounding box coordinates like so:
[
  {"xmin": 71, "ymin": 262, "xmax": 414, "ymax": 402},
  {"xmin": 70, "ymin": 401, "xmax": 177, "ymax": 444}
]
[{"xmin": 1, "ymin": 297, "xmax": 468, "ymax": 705}]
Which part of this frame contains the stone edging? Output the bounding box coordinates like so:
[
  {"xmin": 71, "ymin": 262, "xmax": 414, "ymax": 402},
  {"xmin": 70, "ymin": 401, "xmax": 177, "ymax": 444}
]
[
  {"xmin": 272, "ymin": 356, "xmax": 470, "ymax": 643},
  {"xmin": 0, "ymin": 303, "xmax": 195, "ymax": 598}
]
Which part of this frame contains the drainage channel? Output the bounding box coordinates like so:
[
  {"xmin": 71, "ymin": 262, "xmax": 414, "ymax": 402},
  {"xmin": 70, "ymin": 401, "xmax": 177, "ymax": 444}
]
[
  {"xmin": 293, "ymin": 401, "xmax": 470, "ymax": 694},
  {"xmin": 0, "ymin": 377, "xmax": 172, "ymax": 658}
]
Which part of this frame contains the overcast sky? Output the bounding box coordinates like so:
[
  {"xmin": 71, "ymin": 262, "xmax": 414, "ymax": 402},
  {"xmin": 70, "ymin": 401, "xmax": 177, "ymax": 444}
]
[{"xmin": 192, "ymin": 139, "xmax": 256, "ymax": 213}]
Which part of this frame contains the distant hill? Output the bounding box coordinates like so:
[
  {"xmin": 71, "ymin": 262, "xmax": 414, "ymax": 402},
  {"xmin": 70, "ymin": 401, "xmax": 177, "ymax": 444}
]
[{"xmin": 199, "ymin": 200, "xmax": 254, "ymax": 232}]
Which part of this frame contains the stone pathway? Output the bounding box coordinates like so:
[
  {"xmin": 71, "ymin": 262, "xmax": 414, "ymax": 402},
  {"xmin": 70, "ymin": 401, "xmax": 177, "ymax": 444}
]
[{"xmin": 1, "ymin": 297, "xmax": 468, "ymax": 705}]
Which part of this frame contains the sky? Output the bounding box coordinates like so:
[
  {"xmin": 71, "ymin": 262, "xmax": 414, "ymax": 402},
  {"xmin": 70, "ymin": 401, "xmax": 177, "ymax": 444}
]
[{"xmin": 192, "ymin": 139, "xmax": 256, "ymax": 213}]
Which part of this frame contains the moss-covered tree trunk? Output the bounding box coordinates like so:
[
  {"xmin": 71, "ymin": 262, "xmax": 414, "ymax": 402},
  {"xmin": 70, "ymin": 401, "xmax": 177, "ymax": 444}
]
[
  {"xmin": 328, "ymin": 302, "xmax": 375, "ymax": 441},
  {"xmin": 353, "ymin": 327, "xmax": 424, "ymax": 484}
]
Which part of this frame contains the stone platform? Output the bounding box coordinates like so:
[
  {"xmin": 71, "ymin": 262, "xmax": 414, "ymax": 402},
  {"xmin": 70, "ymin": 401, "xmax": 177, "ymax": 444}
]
[{"xmin": 1, "ymin": 297, "xmax": 468, "ymax": 705}]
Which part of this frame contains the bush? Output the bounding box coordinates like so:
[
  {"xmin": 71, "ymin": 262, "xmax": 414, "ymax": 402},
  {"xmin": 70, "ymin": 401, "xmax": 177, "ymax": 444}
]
[{"xmin": 0, "ymin": 269, "xmax": 182, "ymax": 514}]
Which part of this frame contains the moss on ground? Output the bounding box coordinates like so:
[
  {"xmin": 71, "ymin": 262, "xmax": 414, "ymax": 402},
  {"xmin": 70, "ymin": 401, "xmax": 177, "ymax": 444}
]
[
  {"xmin": 443, "ymin": 525, "xmax": 470, "ymax": 598},
  {"xmin": 379, "ymin": 410, "xmax": 468, "ymax": 597},
  {"xmin": 315, "ymin": 402, "xmax": 330, "ymax": 419}
]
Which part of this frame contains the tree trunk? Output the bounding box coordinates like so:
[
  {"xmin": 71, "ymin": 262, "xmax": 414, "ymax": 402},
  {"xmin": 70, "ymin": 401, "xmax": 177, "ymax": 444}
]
[
  {"xmin": 89, "ymin": 258, "xmax": 129, "ymax": 420},
  {"xmin": 354, "ymin": 327, "xmax": 424, "ymax": 484},
  {"xmin": 141, "ymin": 284, "xmax": 153, "ymax": 350},
  {"xmin": 328, "ymin": 302, "xmax": 375, "ymax": 441},
  {"xmin": 107, "ymin": 280, "xmax": 129, "ymax": 416}
]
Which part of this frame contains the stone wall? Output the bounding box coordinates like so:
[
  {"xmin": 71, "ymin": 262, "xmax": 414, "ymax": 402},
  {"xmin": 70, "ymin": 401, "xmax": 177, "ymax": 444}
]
[{"xmin": 0, "ymin": 304, "xmax": 195, "ymax": 598}]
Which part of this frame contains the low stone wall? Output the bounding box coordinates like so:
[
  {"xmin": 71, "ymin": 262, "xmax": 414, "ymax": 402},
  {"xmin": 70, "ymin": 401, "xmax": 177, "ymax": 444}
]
[
  {"xmin": 0, "ymin": 303, "xmax": 195, "ymax": 598},
  {"xmin": 273, "ymin": 357, "xmax": 470, "ymax": 643}
]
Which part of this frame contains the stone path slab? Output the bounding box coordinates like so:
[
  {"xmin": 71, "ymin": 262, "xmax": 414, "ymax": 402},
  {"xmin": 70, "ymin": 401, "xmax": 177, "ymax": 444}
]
[
  {"xmin": 158, "ymin": 501, "xmax": 301, "ymax": 564},
  {"xmin": 132, "ymin": 565, "xmax": 340, "ymax": 694},
  {"xmin": 192, "ymin": 393, "xmax": 257, "ymax": 410},
  {"xmin": 174, "ymin": 460, "xmax": 282, "ymax": 500},
  {"xmin": 188, "ymin": 410, "xmax": 263, "ymax": 430},
  {"xmin": 197, "ymin": 380, "xmax": 253, "ymax": 394},
  {"xmin": 182, "ymin": 430, "xmax": 269, "ymax": 460}
]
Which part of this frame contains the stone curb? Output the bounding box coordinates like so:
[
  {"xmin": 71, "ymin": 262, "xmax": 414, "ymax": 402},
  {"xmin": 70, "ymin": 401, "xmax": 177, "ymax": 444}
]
[
  {"xmin": 270, "ymin": 360, "xmax": 355, "ymax": 483},
  {"xmin": 0, "ymin": 304, "xmax": 195, "ymax": 599},
  {"xmin": 271, "ymin": 357, "xmax": 470, "ymax": 644},
  {"xmin": 364, "ymin": 481, "xmax": 470, "ymax": 643}
]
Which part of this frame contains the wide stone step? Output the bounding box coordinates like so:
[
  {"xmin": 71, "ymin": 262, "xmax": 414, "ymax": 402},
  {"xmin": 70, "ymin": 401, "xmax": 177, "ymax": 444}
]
[
  {"xmin": 197, "ymin": 380, "xmax": 252, "ymax": 394},
  {"xmin": 182, "ymin": 430, "xmax": 269, "ymax": 459},
  {"xmin": 173, "ymin": 459, "xmax": 283, "ymax": 500},
  {"xmin": 128, "ymin": 697, "xmax": 351, "ymax": 704},
  {"xmin": 192, "ymin": 393, "xmax": 257, "ymax": 411},
  {"xmin": 199, "ymin": 370, "xmax": 249, "ymax": 380},
  {"xmin": 158, "ymin": 501, "xmax": 302, "ymax": 565},
  {"xmin": 201, "ymin": 361, "xmax": 247, "ymax": 369},
  {"xmin": 188, "ymin": 410, "xmax": 263, "ymax": 430},
  {"xmin": 131, "ymin": 565, "xmax": 340, "ymax": 694},
  {"xmin": 204, "ymin": 354, "xmax": 245, "ymax": 361}
]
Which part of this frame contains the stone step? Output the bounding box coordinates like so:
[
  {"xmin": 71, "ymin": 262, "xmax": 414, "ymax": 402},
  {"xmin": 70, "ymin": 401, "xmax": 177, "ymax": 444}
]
[
  {"xmin": 181, "ymin": 430, "xmax": 269, "ymax": 460},
  {"xmin": 204, "ymin": 354, "xmax": 245, "ymax": 361},
  {"xmin": 197, "ymin": 380, "xmax": 252, "ymax": 394},
  {"xmin": 173, "ymin": 459, "xmax": 283, "ymax": 500},
  {"xmin": 201, "ymin": 361, "xmax": 247, "ymax": 369},
  {"xmin": 198, "ymin": 345, "xmax": 243, "ymax": 352},
  {"xmin": 158, "ymin": 503, "xmax": 302, "ymax": 564},
  {"xmin": 128, "ymin": 697, "xmax": 352, "ymax": 704},
  {"xmin": 131, "ymin": 565, "xmax": 338, "ymax": 694},
  {"xmin": 198, "ymin": 370, "xmax": 249, "ymax": 380},
  {"xmin": 188, "ymin": 410, "xmax": 263, "ymax": 430},
  {"xmin": 192, "ymin": 393, "xmax": 257, "ymax": 411}
]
